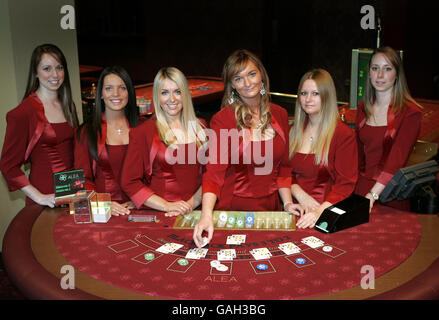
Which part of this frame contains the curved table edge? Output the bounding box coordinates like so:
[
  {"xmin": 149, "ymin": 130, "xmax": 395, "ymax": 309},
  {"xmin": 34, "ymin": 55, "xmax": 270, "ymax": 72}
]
[{"xmin": 2, "ymin": 205, "xmax": 101, "ymax": 300}]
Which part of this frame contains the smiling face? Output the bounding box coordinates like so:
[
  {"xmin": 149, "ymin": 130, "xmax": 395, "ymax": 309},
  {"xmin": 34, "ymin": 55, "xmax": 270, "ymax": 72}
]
[
  {"xmin": 369, "ymin": 52, "xmax": 397, "ymax": 94},
  {"xmin": 299, "ymin": 79, "xmax": 322, "ymax": 117},
  {"xmin": 159, "ymin": 78, "xmax": 183, "ymax": 121},
  {"xmin": 101, "ymin": 74, "xmax": 129, "ymax": 112},
  {"xmin": 231, "ymin": 60, "xmax": 263, "ymax": 105},
  {"xmin": 36, "ymin": 53, "xmax": 65, "ymax": 92}
]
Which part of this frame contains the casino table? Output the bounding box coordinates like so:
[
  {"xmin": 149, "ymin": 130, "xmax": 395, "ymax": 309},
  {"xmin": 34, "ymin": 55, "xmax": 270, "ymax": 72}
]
[
  {"xmin": 2, "ymin": 204, "xmax": 439, "ymax": 300},
  {"xmin": 134, "ymin": 76, "xmax": 224, "ymax": 115}
]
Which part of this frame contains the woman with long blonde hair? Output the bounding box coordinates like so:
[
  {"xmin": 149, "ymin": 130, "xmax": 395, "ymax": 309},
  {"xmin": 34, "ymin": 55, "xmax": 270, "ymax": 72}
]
[
  {"xmin": 193, "ymin": 49, "xmax": 303, "ymax": 247},
  {"xmin": 121, "ymin": 67, "xmax": 207, "ymax": 216},
  {"xmin": 355, "ymin": 46, "xmax": 422, "ymax": 211},
  {"xmin": 289, "ymin": 69, "xmax": 358, "ymax": 228}
]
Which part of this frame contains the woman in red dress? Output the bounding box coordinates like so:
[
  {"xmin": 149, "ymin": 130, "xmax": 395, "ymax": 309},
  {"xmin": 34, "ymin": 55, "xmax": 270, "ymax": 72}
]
[
  {"xmin": 0, "ymin": 44, "xmax": 79, "ymax": 207},
  {"xmin": 193, "ymin": 49, "xmax": 302, "ymax": 247},
  {"xmin": 121, "ymin": 67, "xmax": 207, "ymax": 216},
  {"xmin": 355, "ymin": 46, "xmax": 422, "ymax": 210},
  {"xmin": 74, "ymin": 66, "xmax": 139, "ymax": 216},
  {"xmin": 289, "ymin": 69, "xmax": 358, "ymax": 228}
]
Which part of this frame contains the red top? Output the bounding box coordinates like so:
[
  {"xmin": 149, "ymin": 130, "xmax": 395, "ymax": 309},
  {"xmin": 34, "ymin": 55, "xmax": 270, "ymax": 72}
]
[
  {"xmin": 0, "ymin": 93, "xmax": 74, "ymax": 205},
  {"xmin": 74, "ymin": 117, "xmax": 132, "ymax": 203},
  {"xmin": 202, "ymin": 103, "xmax": 292, "ymax": 210},
  {"xmin": 289, "ymin": 121, "xmax": 358, "ymax": 205},
  {"xmin": 121, "ymin": 119, "xmax": 204, "ymax": 208},
  {"xmin": 355, "ymin": 100, "xmax": 422, "ymax": 196}
]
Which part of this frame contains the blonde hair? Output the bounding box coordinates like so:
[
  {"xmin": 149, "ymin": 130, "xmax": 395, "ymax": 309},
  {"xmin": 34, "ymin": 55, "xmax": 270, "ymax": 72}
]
[
  {"xmin": 289, "ymin": 69, "xmax": 339, "ymax": 166},
  {"xmin": 153, "ymin": 67, "xmax": 207, "ymax": 147},
  {"xmin": 221, "ymin": 49, "xmax": 272, "ymax": 131},
  {"xmin": 363, "ymin": 46, "xmax": 422, "ymax": 118}
]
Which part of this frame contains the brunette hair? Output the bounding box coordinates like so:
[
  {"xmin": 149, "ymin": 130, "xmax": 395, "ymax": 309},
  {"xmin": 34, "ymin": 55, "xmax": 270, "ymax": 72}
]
[
  {"xmin": 221, "ymin": 49, "xmax": 272, "ymax": 131},
  {"xmin": 24, "ymin": 43, "xmax": 78, "ymax": 128}
]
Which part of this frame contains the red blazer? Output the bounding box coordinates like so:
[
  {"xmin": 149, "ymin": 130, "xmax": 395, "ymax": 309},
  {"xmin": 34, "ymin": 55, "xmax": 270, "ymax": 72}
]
[
  {"xmin": 74, "ymin": 115, "xmax": 132, "ymax": 203},
  {"xmin": 202, "ymin": 103, "xmax": 292, "ymax": 199},
  {"xmin": 0, "ymin": 93, "xmax": 74, "ymax": 197},
  {"xmin": 121, "ymin": 118, "xmax": 206, "ymax": 208},
  {"xmin": 290, "ymin": 120, "xmax": 358, "ymax": 204},
  {"xmin": 355, "ymin": 100, "xmax": 422, "ymax": 194}
]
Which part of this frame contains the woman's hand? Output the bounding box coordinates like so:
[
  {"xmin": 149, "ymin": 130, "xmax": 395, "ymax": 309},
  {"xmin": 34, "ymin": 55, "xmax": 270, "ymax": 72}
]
[
  {"xmin": 193, "ymin": 212, "xmax": 214, "ymax": 248},
  {"xmin": 111, "ymin": 201, "xmax": 131, "ymax": 216},
  {"xmin": 284, "ymin": 202, "xmax": 304, "ymax": 217},
  {"xmin": 365, "ymin": 192, "xmax": 375, "ymax": 212},
  {"xmin": 164, "ymin": 200, "xmax": 193, "ymax": 217}
]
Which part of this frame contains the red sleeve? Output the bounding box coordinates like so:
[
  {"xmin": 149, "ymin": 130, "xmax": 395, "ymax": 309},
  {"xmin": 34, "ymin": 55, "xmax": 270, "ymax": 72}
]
[
  {"xmin": 120, "ymin": 123, "xmax": 156, "ymax": 208},
  {"xmin": 0, "ymin": 108, "xmax": 31, "ymax": 191},
  {"xmin": 275, "ymin": 106, "xmax": 292, "ymax": 188},
  {"xmin": 377, "ymin": 107, "xmax": 422, "ymax": 185},
  {"xmin": 325, "ymin": 123, "xmax": 358, "ymax": 204},
  {"xmin": 73, "ymin": 128, "xmax": 96, "ymax": 191},
  {"xmin": 201, "ymin": 108, "xmax": 234, "ymax": 197}
]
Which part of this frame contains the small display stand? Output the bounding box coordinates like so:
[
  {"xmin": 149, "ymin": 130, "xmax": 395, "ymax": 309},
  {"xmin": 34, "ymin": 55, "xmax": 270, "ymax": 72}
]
[
  {"xmin": 173, "ymin": 210, "xmax": 296, "ymax": 231},
  {"xmin": 90, "ymin": 193, "xmax": 112, "ymax": 223},
  {"xmin": 71, "ymin": 191, "xmax": 96, "ymax": 224}
]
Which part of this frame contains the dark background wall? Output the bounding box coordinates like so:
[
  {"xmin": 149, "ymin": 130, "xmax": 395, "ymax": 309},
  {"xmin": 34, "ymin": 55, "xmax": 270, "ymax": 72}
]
[{"xmin": 76, "ymin": 0, "xmax": 439, "ymax": 102}]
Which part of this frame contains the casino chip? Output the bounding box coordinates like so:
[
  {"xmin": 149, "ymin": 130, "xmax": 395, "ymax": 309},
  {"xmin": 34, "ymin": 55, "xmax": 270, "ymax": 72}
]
[
  {"xmin": 295, "ymin": 258, "xmax": 306, "ymax": 265},
  {"xmin": 323, "ymin": 246, "xmax": 333, "ymax": 252},
  {"xmin": 256, "ymin": 264, "xmax": 269, "ymax": 271},
  {"xmin": 177, "ymin": 258, "xmax": 189, "ymax": 266},
  {"xmin": 144, "ymin": 253, "xmax": 155, "ymax": 261}
]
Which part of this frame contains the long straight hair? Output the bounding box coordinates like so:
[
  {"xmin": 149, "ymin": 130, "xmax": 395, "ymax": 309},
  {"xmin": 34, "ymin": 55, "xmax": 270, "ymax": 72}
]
[
  {"xmin": 289, "ymin": 69, "xmax": 339, "ymax": 166},
  {"xmin": 153, "ymin": 67, "xmax": 207, "ymax": 147},
  {"xmin": 221, "ymin": 49, "xmax": 272, "ymax": 131},
  {"xmin": 77, "ymin": 65, "xmax": 139, "ymax": 160},
  {"xmin": 24, "ymin": 43, "xmax": 78, "ymax": 128},
  {"xmin": 363, "ymin": 46, "xmax": 421, "ymax": 119}
]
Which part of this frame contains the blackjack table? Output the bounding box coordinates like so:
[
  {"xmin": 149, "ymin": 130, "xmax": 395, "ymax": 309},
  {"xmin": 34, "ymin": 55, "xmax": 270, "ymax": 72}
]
[
  {"xmin": 2, "ymin": 204, "xmax": 439, "ymax": 300},
  {"xmin": 134, "ymin": 76, "xmax": 224, "ymax": 115}
]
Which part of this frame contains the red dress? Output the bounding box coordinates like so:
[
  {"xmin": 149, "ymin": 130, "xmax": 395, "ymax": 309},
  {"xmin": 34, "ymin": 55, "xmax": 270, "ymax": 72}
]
[
  {"xmin": 121, "ymin": 119, "xmax": 204, "ymax": 209},
  {"xmin": 289, "ymin": 121, "xmax": 358, "ymax": 205},
  {"xmin": 355, "ymin": 100, "xmax": 422, "ymax": 198},
  {"xmin": 0, "ymin": 93, "xmax": 74, "ymax": 205},
  {"xmin": 74, "ymin": 117, "xmax": 131, "ymax": 203},
  {"xmin": 202, "ymin": 103, "xmax": 291, "ymax": 211}
]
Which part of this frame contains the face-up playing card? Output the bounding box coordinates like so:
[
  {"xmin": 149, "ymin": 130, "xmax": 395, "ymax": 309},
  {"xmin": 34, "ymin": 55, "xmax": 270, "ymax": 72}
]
[
  {"xmin": 185, "ymin": 248, "xmax": 208, "ymax": 260},
  {"xmin": 226, "ymin": 234, "xmax": 246, "ymax": 245},
  {"xmin": 249, "ymin": 247, "xmax": 272, "ymax": 260},
  {"xmin": 217, "ymin": 249, "xmax": 236, "ymax": 261},
  {"xmin": 301, "ymin": 236, "xmax": 324, "ymax": 248},
  {"xmin": 278, "ymin": 242, "xmax": 301, "ymax": 255},
  {"xmin": 156, "ymin": 242, "xmax": 184, "ymax": 254}
]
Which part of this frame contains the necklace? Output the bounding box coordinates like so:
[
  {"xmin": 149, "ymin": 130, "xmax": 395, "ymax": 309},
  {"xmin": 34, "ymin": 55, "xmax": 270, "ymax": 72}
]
[
  {"xmin": 108, "ymin": 122, "xmax": 127, "ymax": 135},
  {"xmin": 309, "ymin": 136, "xmax": 314, "ymax": 142}
]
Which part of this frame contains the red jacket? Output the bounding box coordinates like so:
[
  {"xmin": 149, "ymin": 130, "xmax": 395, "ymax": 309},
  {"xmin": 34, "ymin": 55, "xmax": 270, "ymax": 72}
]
[
  {"xmin": 355, "ymin": 100, "xmax": 422, "ymax": 194},
  {"xmin": 202, "ymin": 103, "xmax": 292, "ymax": 199},
  {"xmin": 290, "ymin": 120, "xmax": 358, "ymax": 204}
]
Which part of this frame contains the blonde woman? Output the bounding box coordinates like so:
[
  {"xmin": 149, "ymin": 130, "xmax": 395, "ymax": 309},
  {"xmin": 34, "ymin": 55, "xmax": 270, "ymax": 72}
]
[
  {"xmin": 355, "ymin": 47, "xmax": 422, "ymax": 210},
  {"xmin": 289, "ymin": 69, "xmax": 358, "ymax": 228},
  {"xmin": 193, "ymin": 49, "xmax": 302, "ymax": 247},
  {"xmin": 121, "ymin": 67, "xmax": 207, "ymax": 216}
]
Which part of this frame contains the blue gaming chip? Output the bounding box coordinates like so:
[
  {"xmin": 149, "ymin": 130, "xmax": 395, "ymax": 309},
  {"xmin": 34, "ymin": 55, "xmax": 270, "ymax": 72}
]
[
  {"xmin": 295, "ymin": 258, "xmax": 306, "ymax": 265},
  {"xmin": 256, "ymin": 264, "xmax": 269, "ymax": 270}
]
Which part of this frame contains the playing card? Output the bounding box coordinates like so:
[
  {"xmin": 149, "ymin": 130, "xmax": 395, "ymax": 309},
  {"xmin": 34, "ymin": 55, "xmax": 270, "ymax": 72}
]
[
  {"xmin": 278, "ymin": 242, "xmax": 301, "ymax": 255},
  {"xmin": 226, "ymin": 234, "xmax": 246, "ymax": 245},
  {"xmin": 250, "ymin": 247, "xmax": 272, "ymax": 260},
  {"xmin": 217, "ymin": 249, "xmax": 236, "ymax": 260},
  {"xmin": 156, "ymin": 242, "xmax": 184, "ymax": 253},
  {"xmin": 301, "ymin": 236, "xmax": 324, "ymax": 248},
  {"xmin": 185, "ymin": 248, "xmax": 208, "ymax": 259}
]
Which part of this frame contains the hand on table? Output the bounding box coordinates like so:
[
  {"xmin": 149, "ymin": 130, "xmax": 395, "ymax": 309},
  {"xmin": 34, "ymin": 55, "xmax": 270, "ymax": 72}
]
[
  {"xmin": 284, "ymin": 202, "xmax": 304, "ymax": 217},
  {"xmin": 297, "ymin": 192, "xmax": 321, "ymax": 214},
  {"xmin": 37, "ymin": 193, "xmax": 56, "ymax": 208},
  {"xmin": 164, "ymin": 200, "xmax": 193, "ymax": 217},
  {"xmin": 296, "ymin": 211, "xmax": 320, "ymax": 229},
  {"xmin": 111, "ymin": 201, "xmax": 133, "ymax": 216},
  {"xmin": 365, "ymin": 193, "xmax": 375, "ymax": 213},
  {"xmin": 193, "ymin": 214, "xmax": 213, "ymax": 248}
]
